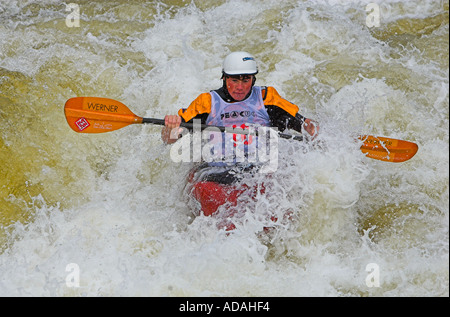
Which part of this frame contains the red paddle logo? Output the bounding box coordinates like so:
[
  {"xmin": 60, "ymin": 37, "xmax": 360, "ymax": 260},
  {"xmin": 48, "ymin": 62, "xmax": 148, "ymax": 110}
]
[
  {"xmin": 75, "ymin": 117, "xmax": 90, "ymax": 131},
  {"xmin": 232, "ymin": 124, "xmax": 252, "ymax": 146}
]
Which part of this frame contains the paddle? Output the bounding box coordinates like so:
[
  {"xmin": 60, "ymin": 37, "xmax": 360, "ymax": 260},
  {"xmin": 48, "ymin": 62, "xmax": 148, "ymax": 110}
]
[{"xmin": 64, "ymin": 97, "xmax": 418, "ymax": 163}]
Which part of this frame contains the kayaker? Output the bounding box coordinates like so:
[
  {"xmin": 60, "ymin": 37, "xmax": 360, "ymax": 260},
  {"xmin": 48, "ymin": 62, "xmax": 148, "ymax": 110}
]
[
  {"xmin": 161, "ymin": 51, "xmax": 319, "ymax": 149},
  {"xmin": 161, "ymin": 51, "xmax": 319, "ymax": 228}
]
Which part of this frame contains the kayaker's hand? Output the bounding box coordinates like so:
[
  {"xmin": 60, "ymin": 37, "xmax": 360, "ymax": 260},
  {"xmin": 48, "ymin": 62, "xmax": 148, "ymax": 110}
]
[
  {"xmin": 162, "ymin": 115, "xmax": 182, "ymax": 144},
  {"xmin": 303, "ymin": 118, "xmax": 319, "ymax": 140}
]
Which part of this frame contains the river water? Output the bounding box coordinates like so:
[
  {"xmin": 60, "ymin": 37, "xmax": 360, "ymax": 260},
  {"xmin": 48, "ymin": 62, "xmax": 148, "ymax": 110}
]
[{"xmin": 0, "ymin": 0, "xmax": 448, "ymax": 296}]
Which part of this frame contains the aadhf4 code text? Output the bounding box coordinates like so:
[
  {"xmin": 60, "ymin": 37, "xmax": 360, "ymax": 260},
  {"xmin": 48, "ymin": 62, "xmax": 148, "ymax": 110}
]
[{"xmin": 179, "ymin": 301, "xmax": 270, "ymax": 314}]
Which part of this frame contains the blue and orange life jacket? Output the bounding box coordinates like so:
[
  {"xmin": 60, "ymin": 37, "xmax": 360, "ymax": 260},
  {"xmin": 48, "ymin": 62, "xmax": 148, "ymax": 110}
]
[{"xmin": 179, "ymin": 86, "xmax": 305, "ymax": 166}]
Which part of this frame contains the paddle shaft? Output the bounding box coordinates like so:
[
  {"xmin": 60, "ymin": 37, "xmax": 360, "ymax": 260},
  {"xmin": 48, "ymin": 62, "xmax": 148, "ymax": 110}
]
[
  {"xmin": 64, "ymin": 97, "xmax": 418, "ymax": 162},
  {"xmin": 142, "ymin": 118, "xmax": 303, "ymax": 141}
]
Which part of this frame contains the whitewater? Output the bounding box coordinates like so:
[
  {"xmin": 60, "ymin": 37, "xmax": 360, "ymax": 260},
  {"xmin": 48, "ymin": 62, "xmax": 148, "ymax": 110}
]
[{"xmin": 0, "ymin": 0, "xmax": 448, "ymax": 296}]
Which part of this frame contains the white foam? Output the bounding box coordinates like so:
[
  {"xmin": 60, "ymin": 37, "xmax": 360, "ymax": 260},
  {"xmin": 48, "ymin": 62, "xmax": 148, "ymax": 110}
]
[{"xmin": 0, "ymin": 0, "xmax": 448, "ymax": 296}]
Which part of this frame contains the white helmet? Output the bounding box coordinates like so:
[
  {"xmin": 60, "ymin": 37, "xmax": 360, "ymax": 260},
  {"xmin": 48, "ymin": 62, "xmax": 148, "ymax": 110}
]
[{"xmin": 222, "ymin": 51, "xmax": 258, "ymax": 76}]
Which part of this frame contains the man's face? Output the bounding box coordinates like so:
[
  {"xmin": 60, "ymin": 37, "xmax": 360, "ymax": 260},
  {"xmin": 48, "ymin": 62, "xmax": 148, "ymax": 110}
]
[{"xmin": 225, "ymin": 75, "xmax": 253, "ymax": 101}]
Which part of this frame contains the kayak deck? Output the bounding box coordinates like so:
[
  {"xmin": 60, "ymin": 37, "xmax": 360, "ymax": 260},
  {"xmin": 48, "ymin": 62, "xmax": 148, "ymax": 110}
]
[{"xmin": 185, "ymin": 164, "xmax": 286, "ymax": 231}]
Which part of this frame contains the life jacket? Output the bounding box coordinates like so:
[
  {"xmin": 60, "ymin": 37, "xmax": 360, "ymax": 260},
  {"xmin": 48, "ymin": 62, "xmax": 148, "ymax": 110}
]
[{"xmin": 203, "ymin": 86, "xmax": 271, "ymax": 166}]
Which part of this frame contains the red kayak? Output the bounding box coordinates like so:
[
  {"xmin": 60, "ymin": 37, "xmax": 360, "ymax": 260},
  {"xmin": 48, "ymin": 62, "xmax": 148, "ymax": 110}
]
[{"xmin": 185, "ymin": 164, "xmax": 285, "ymax": 231}]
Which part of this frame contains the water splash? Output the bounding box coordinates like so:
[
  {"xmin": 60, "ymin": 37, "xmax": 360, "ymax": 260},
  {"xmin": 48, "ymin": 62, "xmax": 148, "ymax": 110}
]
[{"xmin": 0, "ymin": 0, "xmax": 448, "ymax": 296}]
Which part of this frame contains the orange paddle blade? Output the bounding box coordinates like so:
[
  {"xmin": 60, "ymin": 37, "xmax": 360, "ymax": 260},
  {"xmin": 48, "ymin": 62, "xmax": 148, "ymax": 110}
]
[
  {"xmin": 64, "ymin": 97, "xmax": 143, "ymax": 133},
  {"xmin": 359, "ymin": 135, "xmax": 418, "ymax": 163}
]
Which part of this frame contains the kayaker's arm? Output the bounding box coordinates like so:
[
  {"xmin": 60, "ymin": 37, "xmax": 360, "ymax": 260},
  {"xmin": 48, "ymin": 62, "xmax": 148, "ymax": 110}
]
[
  {"xmin": 161, "ymin": 115, "xmax": 182, "ymax": 144},
  {"xmin": 303, "ymin": 118, "xmax": 319, "ymax": 138},
  {"xmin": 162, "ymin": 93, "xmax": 212, "ymax": 144},
  {"xmin": 265, "ymin": 105, "xmax": 304, "ymax": 132},
  {"xmin": 263, "ymin": 86, "xmax": 319, "ymax": 138}
]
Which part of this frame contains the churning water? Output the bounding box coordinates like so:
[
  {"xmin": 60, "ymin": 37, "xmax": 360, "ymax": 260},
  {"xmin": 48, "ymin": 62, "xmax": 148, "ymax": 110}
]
[{"xmin": 0, "ymin": 0, "xmax": 448, "ymax": 296}]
